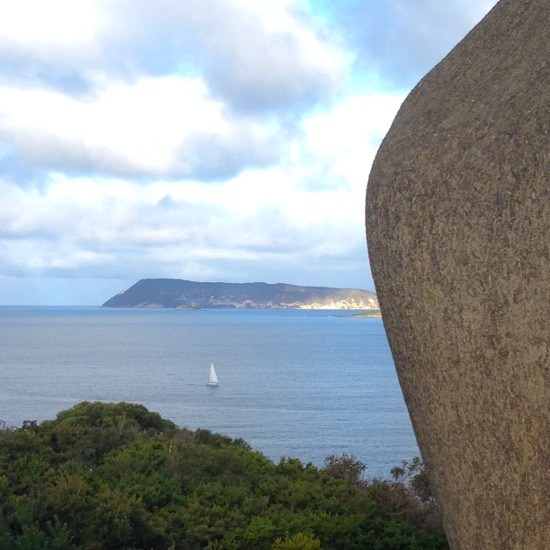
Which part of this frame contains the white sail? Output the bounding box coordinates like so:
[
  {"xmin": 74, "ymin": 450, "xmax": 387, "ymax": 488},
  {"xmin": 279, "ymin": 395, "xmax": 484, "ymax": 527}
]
[{"xmin": 207, "ymin": 363, "xmax": 219, "ymax": 386}]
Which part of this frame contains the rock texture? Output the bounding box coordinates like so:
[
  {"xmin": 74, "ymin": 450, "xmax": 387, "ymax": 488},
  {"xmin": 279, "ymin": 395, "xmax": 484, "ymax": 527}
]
[
  {"xmin": 366, "ymin": 0, "xmax": 550, "ymax": 548},
  {"xmin": 103, "ymin": 279, "xmax": 378, "ymax": 310}
]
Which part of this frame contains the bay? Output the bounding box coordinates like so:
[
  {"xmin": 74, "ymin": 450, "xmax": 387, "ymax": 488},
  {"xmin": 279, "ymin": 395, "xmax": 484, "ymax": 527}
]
[{"xmin": 0, "ymin": 307, "xmax": 418, "ymax": 478}]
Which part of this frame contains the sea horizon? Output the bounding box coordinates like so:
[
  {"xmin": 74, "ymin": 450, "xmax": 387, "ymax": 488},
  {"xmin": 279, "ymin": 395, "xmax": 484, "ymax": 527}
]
[{"xmin": 0, "ymin": 306, "xmax": 417, "ymax": 478}]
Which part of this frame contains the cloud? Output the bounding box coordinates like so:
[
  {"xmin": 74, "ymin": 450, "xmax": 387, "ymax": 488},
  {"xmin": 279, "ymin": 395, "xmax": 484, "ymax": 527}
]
[
  {"xmin": 0, "ymin": 1, "xmax": 346, "ymax": 109},
  {"xmin": 0, "ymin": 0, "xmax": 349, "ymax": 184},
  {"xmin": 0, "ymin": 132, "xmax": 376, "ymax": 264},
  {"xmin": 0, "ymin": 86, "xmax": 406, "ymax": 299},
  {"xmin": 298, "ymin": 93, "xmax": 405, "ymax": 190},
  {"xmin": 175, "ymin": 0, "xmax": 347, "ymax": 112},
  {"xmin": 312, "ymin": 0, "xmax": 498, "ymax": 90},
  {"xmin": 0, "ymin": 76, "xmax": 287, "ymax": 180},
  {"xmin": 0, "ymin": 1, "xmax": 101, "ymax": 63},
  {"xmin": 0, "ymin": 0, "xmax": 498, "ymax": 304}
]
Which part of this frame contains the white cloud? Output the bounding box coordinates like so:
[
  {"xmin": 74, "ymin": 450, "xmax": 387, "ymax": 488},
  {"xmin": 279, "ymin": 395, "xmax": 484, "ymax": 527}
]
[
  {"xmin": 135, "ymin": 0, "xmax": 347, "ymax": 111},
  {"xmin": 0, "ymin": 0, "xmax": 101, "ymax": 61},
  {"xmin": 300, "ymin": 93, "xmax": 404, "ymax": 187},
  {"xmin": 0, "ymin": 85, "xmax": 403, "ymax": 297},
  {"xmin": 0, "ymin": 0, "xmax": 499, "ymax": 303},
  {"xmin": 0, "ymin": 76, "xmax": 285, "ymax": 178}
]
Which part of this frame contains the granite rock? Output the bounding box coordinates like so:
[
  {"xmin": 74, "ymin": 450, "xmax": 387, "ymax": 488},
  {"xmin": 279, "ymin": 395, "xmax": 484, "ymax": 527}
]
[{"xmin": 366, "ymin": 0, "xmax": 550, "ymax": 547}]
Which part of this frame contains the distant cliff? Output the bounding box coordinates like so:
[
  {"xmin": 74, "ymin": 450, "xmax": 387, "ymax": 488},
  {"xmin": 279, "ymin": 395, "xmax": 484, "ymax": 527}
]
[{"xmin": 103, "ymin": 279, "xmax": 378, "ymax": 310}]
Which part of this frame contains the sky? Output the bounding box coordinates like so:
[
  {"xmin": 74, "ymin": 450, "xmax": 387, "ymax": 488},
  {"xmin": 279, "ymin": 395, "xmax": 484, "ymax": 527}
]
[{"xmin": 0, "ymin": 0, "xmax": 498, "ymax": 305}]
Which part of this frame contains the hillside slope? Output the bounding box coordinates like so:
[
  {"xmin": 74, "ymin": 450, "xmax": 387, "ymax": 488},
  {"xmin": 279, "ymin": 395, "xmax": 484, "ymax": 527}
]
[{"xmin": 103, "ymin": 279, "xmax": 378, "ymax": 310}]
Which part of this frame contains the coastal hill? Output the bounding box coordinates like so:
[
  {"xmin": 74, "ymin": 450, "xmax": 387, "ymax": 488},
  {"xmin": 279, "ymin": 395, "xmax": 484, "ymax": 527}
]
[{"xmin": 103, "ymin": 278, "xmax": 379, "ymax": 310}]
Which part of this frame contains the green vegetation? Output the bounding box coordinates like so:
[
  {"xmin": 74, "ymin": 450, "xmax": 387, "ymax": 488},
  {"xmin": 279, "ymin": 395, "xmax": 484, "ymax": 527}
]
[
  {"xmin": 0, "ymin": 402, "xmax": 447, "ymax": 549},
  {"xmin": 351, "ymin": 311, "xmax": 382, "ymax": 318}
]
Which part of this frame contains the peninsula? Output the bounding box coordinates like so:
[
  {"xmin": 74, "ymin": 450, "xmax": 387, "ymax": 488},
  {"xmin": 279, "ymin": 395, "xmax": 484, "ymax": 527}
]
[{"xmin": 103, "ymin": 278, "xmax": 378, "ymax": 310}]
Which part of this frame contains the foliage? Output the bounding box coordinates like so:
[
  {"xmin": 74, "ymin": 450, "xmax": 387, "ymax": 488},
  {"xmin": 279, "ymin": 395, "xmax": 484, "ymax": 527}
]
[
  {"xmin": 322, "ymin": 453, "xmax": 366, "ymax": 485},
  {"xmin": 271, "ymin": 532, "xmax": 321, "ymax": 549},
  {"xmin": 0, "ymin": 402, "xmax": 448, "ymax": 549}
]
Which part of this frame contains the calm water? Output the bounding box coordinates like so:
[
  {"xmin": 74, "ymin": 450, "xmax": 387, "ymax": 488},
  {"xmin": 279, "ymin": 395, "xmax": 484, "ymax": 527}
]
[{"xmin": 0, "ymin": 307, "xmax": 418, "ymax": 478}]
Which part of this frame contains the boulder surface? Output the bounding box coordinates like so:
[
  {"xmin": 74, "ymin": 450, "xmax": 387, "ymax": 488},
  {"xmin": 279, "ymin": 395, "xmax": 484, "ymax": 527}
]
[{"xmin": 366, "ymin": 0, "xmax": 550, "ymax": 547}]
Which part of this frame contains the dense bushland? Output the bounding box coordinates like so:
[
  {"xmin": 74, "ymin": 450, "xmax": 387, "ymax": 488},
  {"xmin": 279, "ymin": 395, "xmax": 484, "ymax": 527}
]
[{"xmin": 0, "ymin": 402, "xmax": 447, "ymax": 549}]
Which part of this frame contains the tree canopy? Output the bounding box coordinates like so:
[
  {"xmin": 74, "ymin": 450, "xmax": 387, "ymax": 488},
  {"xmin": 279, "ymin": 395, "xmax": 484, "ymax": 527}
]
[{"xmin": 0, "ymin": 401, "xmax": 447, "ymax": 549}]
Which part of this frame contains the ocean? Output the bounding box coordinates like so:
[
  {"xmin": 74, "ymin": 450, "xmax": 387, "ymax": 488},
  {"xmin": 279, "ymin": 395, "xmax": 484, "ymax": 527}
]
[{"xmin": 0, "ymin": 307, "xmax": 418, "ymax": 478}]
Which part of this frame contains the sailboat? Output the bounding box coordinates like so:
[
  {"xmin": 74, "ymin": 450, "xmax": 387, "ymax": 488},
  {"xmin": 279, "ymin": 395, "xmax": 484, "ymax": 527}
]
[{"xmin": 207, "ymin": 363, "xmax": 219, "ymax": 387}]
